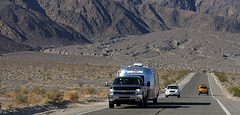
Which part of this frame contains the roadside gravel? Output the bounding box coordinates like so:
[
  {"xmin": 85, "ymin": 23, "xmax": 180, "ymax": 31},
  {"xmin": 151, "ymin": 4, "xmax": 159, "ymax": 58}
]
[{"xmin": 35, "ymin": 101, "xmax": 108, "ymax": 115}]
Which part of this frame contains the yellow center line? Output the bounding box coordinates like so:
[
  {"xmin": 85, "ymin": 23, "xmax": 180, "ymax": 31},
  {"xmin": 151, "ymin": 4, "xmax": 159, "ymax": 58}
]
[{"xmin": 157, "ymin": 108, "xmax": 163, "ymax": 111}]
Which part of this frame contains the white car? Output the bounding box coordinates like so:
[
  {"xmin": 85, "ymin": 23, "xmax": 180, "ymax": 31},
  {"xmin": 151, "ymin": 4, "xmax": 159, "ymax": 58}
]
[{"xmin": 165, "ymin": 84, "xmax": 180, "ymax": 98}]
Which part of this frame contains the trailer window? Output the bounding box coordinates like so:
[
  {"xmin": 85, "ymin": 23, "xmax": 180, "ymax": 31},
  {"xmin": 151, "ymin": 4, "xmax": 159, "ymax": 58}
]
[{"xmin": 113, "ymin": 77, "xmax": 142, "ymax": 85}]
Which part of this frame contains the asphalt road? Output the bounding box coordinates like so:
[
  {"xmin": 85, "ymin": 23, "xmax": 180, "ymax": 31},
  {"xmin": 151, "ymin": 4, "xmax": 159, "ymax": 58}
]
[{"xmin": 82, "ymin": 73, "xmax": 229, "ymax": 115}]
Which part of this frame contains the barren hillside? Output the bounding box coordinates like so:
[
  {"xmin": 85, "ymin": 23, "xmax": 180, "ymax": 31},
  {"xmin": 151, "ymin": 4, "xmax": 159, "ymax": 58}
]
[
  {"xmin": 0, "ymin": 0, "xmax": 240, "ymax": 53},
  {"xmin": 0, "ymin": 0, "xmax": 90, "ymax": 54},
  {"xmin": 149, "ymin": 0, "xmax": 240, "ymax": 19},
  {"xmin": 41, "ymin": 27, "xmax": 240, "ymax": 73}
]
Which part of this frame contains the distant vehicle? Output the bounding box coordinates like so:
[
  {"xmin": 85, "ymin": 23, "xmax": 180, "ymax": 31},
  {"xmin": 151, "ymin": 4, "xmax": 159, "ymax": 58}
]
[
  {"xmin": 165, "ymin": 84, "xmax": 180, "ymax": 98},
  {"xmin": 108, "ymin": 63, "xmax": 159, "ymax": 108},
  {"xmin": 198, "ymin": 85, "xmax": 209, "ymax": 95}
]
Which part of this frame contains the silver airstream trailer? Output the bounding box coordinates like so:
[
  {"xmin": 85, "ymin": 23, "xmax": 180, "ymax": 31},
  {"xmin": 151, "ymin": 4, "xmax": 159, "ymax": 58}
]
[{"xmin": 108, "ymin": 63, "xmax": 159, "ymax": 108}]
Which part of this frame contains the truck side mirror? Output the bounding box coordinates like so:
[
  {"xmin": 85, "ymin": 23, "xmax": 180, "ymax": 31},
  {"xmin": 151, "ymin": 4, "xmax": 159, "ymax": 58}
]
[
  {"xmin": 147, "ymin": 81, "xmax": 150, "ymax": 86},
  {"xmin": 105, "ymin": 81, "xmax": 108, "ymax": 87}
]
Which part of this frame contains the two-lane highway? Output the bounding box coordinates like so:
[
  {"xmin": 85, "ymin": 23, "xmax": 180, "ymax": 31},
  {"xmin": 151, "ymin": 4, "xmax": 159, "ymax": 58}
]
[{"xmin": 82, "ymin": 73, "xmax": 229, "ymax": 115}]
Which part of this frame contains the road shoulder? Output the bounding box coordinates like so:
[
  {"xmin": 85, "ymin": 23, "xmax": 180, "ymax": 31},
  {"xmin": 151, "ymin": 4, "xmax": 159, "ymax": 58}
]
[{"xmin": 208, "ymin": 73, "xmax": 240, "ymax": 115}]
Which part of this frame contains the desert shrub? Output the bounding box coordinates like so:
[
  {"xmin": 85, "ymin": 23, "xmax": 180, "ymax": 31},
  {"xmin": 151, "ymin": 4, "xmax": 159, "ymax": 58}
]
[
  {"xmin": 20, "ymin": 88, "xmax": 29, "ymax": 95},
  {"xmin": 84, "ymin": 87, "xmax": 96, "ymax": 95},
  {"xmin": 231, "ymin": 87, "xmax": 240, "ymax": 97},
  {"xmin": 2, "ymin": 104, "xmax": 13, "ymax": 110},
  {"xmin": 27, "ymin": 77, "xmax": 32, "ymax": 81},
  {"xmin": 163, "ymin": 79, "xmax": 176, "ymax": 88},
  {"xmin": 96, "ymin": 88, "xmax": 108, "ymax": 98},
  {"xmin": 97, "ymin": 92, "xmax": 108, "ymax": 98},
  {"xmin": 175, "ymin": 70, "xmax": 190, "ymax": 81},
  {"xmin": 13, "ymin": 94, "xmax": 28, "ymax": 105},
  {"xmin": 161, "ymin": 75, "xmax": 169, "ymax": 80},
  {"xmin": 64, "ymin": 90, "xmax": 78, "ymax": 102},
  {"xmin": 10, "ymin": 91, "xmax": 19, "ymax": 99},
  {"xmin": 14, "ymin": 87, "xmax": 21, "ymax": 93},
  {"xmin": 10, "ymin": 90, "xmax": 28, "ymax": 106},
  {"xmin": 78, "ymin": 82, "xmax": 84, "ymax": 87},
  {"xmin": 213, "ymin": 71, "xmax": 228, "ymax": 82},
  {"xmin": 0, "ymin": 87, "xmax": 7, "ymax": 95},
  {"xmin": 28, "ymin": 93, "xmax": 43, "ymax": 105},
  {"xmin": 109, "ymin": 72, "xmax": 113, "ymax": 78},
  {"xmin": 31, "ymin": 87, "xmax": 46, "ymax": 95},
  {"xmin": 42, "ymin": 90, "xmax": 63, "ymax": 104}
]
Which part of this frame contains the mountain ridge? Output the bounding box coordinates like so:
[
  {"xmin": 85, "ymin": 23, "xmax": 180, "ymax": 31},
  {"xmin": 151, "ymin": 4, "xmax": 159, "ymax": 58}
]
[{"xmin": 0, "ymin": 0, "xmax": 240, "ymax": 54}]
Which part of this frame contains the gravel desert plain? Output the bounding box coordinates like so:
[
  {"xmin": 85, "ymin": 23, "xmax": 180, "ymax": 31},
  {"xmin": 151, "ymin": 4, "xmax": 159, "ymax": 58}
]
[{"xmin": 1, "ymin": 0, "xmax": 240, "ymax": 114}]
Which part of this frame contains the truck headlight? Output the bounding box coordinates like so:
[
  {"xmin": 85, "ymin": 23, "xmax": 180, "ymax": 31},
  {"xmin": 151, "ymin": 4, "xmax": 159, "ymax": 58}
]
[
  {"xmin": 175, "ymin": 90, "xmax": 179, "ymax": 93},
  {"xmin": 109, "ymin": 89, "xmax": 113, "ymax": 94},
  {"xmin": 136, "ymin": 88, "xmax": 142, "ymax": 94}
]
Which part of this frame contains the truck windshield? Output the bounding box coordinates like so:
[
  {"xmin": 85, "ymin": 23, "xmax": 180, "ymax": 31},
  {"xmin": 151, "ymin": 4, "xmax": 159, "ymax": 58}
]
[
  {"xmin": 168, "ymin": 86, "xmax": 178, "ymax": 89},
  {"xmin": 113, "ymin": 77, "xmax": 142, "ymax": 85}
]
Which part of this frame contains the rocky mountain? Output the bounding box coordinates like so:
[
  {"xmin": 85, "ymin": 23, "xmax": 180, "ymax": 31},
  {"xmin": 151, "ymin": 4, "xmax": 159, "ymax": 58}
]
[
  {"xmin": 0, "ymin": 34, "xmax": 32, "ymax": 54},
  {"xmin": 145, "ymin": 0, "xmax": 240, "ymax": 20},
  {"xmin": 0, "ymin": 0, "xmax": 240, "ymax": 53},
  {"xmin": 37, "ymin": 0, "xmax": 168, "ymax": 41},
  {"xmin": 38, "ymin": 0, "xmax": 240, "ymax": 40},
  {"xmin": 0, "ymin": 0, "xmax": 91, "ymax": 53}
]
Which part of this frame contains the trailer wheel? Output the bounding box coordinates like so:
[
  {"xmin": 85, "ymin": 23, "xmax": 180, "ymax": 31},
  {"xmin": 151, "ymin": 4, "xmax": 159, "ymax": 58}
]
[{"xmin": 109, "ymin": 102, "xmax": 114, "ymax": 108}]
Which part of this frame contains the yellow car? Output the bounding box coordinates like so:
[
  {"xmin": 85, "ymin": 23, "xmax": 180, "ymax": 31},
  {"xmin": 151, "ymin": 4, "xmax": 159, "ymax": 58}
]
[{"xmin": 198, "ymin": 85, "xmax": 209, "ymax": 95}]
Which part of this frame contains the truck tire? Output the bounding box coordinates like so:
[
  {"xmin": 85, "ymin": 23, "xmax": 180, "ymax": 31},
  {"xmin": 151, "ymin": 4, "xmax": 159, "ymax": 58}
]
[
  {"xmin": 178, "ymin": 95, "xmax": 180, "ymax": 98},
  {"xmin": 138, "ymin": 100, "xmax": 144, "ymax": 108},
  {"xmin": 153, "ymin": 97, "xmax": 157, "ymax": 104},
  {"xmin": 144, "ymin": 98, "xmax": 148, "ymax": 106},
  {"xmin": 109, "ymin": 102, "xmax": 114, "ymax": 108}
]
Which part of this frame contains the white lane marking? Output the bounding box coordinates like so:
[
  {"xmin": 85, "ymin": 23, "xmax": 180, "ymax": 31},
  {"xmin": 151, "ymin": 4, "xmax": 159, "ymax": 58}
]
[
  {"xmin": 208, "ymin": 73, "xmax": 231, "ymax": 115},
  {"xmin": 76, "ymin": 106, "xmax": 108, "ymax": 115}
]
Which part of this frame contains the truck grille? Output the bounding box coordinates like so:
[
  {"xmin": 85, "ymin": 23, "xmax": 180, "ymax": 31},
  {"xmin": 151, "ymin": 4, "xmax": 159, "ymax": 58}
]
[
  {"xmin": 113, "ymin": 87, "xmax": 138, "ymax": 90},
  {"xmin": 114, "ymin": 92, "xmax": 135, "ymax": 95}
]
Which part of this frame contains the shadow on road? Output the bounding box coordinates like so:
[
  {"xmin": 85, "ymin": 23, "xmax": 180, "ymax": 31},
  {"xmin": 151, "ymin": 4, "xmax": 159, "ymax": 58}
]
[
  {"xmin": 155, "ymin": 102, "xmax": 211, "ymax": 105},
  {"xmin": 115, "ymin": 101, "xmax": 211, "ymax": 109}
]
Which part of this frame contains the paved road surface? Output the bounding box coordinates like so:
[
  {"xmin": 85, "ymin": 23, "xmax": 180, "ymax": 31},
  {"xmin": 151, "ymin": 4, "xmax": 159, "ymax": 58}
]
[{"xmin": 81, "ymin": 73, "xmax": 238, "ymax": 115}]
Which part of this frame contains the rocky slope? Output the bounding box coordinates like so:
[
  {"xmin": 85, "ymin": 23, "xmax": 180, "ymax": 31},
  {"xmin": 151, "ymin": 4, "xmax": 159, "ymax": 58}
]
[
  {"xmin": 144, "ymin": 0, "xmax": 240, "ymax": 20},
  {"xmin": 41, "ymin": 27, "xmax": 240, "ymax": 73},
  {"xmin": 0, "ymin": 34, "xmax": 32, "ymax": 54},
  {"xmin": 37, "ymin": 0, "xmax": 169, "ymax": 41},
  {"xmin": 0, "ymin": 0, "xmax": 240, "ymax": 53},
  {"xmin": 0, "ymin": 0, "xmax": 90, "ymax": 53},
  {"xmin": 38, "ymin": 0, "xmax": 240, "ymax": 41}
]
